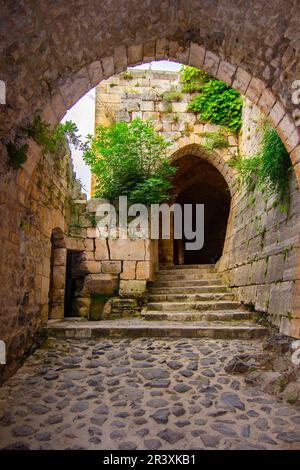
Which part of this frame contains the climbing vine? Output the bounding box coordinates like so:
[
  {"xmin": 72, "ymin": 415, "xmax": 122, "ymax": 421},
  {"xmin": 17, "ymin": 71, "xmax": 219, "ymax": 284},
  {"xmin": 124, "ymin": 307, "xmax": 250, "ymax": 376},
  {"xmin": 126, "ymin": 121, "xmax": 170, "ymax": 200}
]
[
  {"xmin": 180, "ymin": 66, "xmax": 242, "ymax": 133},
  {"xmin": 199, "ymin": 130, "xmax": 229, "ymax": 152},
  {"xmin": 187, "ymin": 78, "xmax": 243, "ymax": 133},
  {"xmin": 230, "ymin": 123, "xmax": 292, "ymax": 209},
  {"xmin": 180, "ymin": 65, "xmax": 211, "ymax": 93},
  {"xmin": 6, "ymin": 117, "xmax": 83, "ymax": 169}
]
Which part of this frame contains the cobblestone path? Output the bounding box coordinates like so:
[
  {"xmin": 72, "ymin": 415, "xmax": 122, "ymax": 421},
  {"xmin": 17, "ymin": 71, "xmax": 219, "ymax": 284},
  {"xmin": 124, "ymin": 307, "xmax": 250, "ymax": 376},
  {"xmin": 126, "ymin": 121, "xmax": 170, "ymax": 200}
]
[{"xmin": 0, "ymin": 338, "xmax": 300, "ymax": 450}]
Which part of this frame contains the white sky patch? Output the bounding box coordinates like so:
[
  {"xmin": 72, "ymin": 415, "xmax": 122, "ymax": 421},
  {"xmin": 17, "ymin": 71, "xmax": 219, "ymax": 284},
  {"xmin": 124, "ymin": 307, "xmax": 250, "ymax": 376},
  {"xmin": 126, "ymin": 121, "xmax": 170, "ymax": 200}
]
[{"xmin": 63, "ymin": 61, "xmax": 181, "ymax": 198}]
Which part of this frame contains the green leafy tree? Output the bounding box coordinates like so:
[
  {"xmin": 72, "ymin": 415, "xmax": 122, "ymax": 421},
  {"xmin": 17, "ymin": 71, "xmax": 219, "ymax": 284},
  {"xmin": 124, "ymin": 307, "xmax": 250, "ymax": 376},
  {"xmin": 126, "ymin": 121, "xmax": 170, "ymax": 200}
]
[{"xmin": 83, "ymin": 118, "xmax": 176, "ymax": 204}]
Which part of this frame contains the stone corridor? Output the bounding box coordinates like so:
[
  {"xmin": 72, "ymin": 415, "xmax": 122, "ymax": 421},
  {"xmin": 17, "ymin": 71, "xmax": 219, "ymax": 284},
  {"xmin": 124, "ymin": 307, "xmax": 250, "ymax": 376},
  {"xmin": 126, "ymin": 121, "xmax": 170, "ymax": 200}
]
[{"xmin": 0, "ymin": 337, "xmax": 300, "ymax": 450}]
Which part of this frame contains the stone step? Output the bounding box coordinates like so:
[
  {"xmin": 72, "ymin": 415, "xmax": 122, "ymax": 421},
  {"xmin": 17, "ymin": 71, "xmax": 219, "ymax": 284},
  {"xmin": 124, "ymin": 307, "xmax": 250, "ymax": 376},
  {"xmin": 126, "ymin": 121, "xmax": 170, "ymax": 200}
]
[
  {"xmin": 150, "ymin": 285, "xmax": 230, "ymax": 294},
  {"xmin": 159, "ymin": 268, "xmax": 217, "ymax": 275},
  {"xmin": 146, "ymin": 300, "xmax": 242, "ymax": 312},
  {"xmin": 148, "ymin": 292, "xmax": 235, "ymax": 302},
  {"xmin": 142, "ymin": 310, "xmax": 253, "ymax": 322},
  {"xmin": 155, "ymin": 279, "xmax": 224, "ymax": 287},
  {"xmin": 46, "ymin": 319, "xmax": 268, "ymax": 340},
  {"xmin": 160, "ymin": 264, "xmax": 215, "ymax": 270},
  {"xmin": 157, "ymin": 273, "xmax": 222, "ymax": 281}
]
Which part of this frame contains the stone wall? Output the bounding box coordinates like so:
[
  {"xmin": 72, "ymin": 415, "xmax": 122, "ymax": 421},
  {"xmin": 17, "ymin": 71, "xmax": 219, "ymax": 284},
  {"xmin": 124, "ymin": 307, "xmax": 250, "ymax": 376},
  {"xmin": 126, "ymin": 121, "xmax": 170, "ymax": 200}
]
[
  {"xmin": 58, "ymin": 198, "xmax": 159, "ymax": 320},
  {"xmin": 219, "ymin": 99, "xmax": 300, "ymax": 338},
  {"xmin": 0, "ymin": 141, "xmax": 81, "ymax": 383}
]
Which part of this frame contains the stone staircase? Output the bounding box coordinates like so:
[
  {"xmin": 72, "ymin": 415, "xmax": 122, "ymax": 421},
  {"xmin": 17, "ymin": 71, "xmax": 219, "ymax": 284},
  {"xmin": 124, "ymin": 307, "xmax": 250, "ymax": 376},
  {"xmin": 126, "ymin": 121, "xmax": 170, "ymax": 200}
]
[
  {"xmin": 140, "ymin": 264, "xmax": 268, "ymax": 338},
  {"xmin": 47, "ymin": 264, "xmax": 268, "ymax": 340}
]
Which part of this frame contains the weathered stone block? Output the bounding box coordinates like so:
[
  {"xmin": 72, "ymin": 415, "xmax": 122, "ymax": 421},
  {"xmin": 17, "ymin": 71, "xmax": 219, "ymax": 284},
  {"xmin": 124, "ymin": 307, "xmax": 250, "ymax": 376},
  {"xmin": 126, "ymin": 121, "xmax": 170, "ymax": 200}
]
[
  {"xmin": 189, "ymin": 43, "xmax": 205, "ymax": 69},
  {"xmin": 87, "ymin": 227, "xmax": 97, "ymax": 238},
  {"xmin": 82, "ymin": 274, "xmax": 118, "ymax": 295},
  {"xmin": 136, "ymin": 261, "xmax": 153, "ymax": 280},
  {"xmin": 217, "ymin": 61, "xmax": 236, "ymax": 85},
  {"xmin": 84, "ymin": 238, "xmax": 94, "ymax": 251},
  {"xmin": 121, "ymin": 261, "xmax": 136, "ymax": 280},
  {"xmin": 53, "ymin": 248, "xmax": 66, "ymax": 266},
  {"xmin": 128, "ymin": 44, "xmax": 143, "ymax": 65},
  {"xmin": 78, "ymin": 261, "xmax": 101, "ymax": 274},
  {"xmin": 52, "ymin": 266, "xmax": 66, "ymax": 290},
  {"xmin": 94, "ymin": 239, "xmax": 109, "ymax": 260},
  {"xmin": 101, "ymin": 260, "xmax": 122, "ymax": 274},
  {"xmin": 119, "ymin": 280, "xmax": 147, "ymax": 297},
  {"xmin": 109, "ymin": 239, "xmax": 145, "ymax": 261}
]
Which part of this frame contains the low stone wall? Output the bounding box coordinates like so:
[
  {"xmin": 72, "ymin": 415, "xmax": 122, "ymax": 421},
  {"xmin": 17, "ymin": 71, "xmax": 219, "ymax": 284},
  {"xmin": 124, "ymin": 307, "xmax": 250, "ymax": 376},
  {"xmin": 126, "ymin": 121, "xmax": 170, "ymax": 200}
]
[{"xmin": 58, "ymin": 198, "xmax": 159, "ymax": 320}]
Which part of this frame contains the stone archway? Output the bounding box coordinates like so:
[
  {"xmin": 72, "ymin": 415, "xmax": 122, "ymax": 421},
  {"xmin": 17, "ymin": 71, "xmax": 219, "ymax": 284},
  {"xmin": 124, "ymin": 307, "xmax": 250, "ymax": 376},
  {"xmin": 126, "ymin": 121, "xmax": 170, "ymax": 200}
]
[
  {"xmin": 1, "ymin": 2, "xmax": 300, "ymax": 379},
  {"xmin": 158, "ymin": 144, "xmax": 234, "ymax": 266}
]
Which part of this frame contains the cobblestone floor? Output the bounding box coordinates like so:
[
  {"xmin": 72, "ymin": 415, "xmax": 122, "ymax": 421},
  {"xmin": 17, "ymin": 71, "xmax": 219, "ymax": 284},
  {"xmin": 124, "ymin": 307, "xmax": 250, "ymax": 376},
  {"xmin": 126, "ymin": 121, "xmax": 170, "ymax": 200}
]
[{"xmin": 0, "ymin": 338, "xmax": 300, "ymax": 450}]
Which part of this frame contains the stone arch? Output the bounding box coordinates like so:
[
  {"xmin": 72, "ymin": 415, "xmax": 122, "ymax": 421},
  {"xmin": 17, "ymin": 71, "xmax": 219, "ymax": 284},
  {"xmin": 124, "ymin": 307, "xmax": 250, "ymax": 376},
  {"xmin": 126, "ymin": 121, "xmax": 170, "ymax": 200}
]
[
  {"xmin": 168, "ymin": 143, "xmax": 234, "ymax": 266},
  {"xmin": 11, "ymin": 39, "xmax": 298, "ymax": 200},
  {"xmin": 168, "ymin": 142, "xmax": 237, "ymax": 197}
]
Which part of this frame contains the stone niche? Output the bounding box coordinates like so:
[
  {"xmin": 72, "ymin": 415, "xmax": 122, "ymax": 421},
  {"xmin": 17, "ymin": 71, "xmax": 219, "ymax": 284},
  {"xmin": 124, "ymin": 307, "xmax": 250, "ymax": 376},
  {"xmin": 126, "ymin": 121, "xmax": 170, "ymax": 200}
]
[{"xmin": 68, "ymin": 198, "xmax": 159, "ymax": 320}]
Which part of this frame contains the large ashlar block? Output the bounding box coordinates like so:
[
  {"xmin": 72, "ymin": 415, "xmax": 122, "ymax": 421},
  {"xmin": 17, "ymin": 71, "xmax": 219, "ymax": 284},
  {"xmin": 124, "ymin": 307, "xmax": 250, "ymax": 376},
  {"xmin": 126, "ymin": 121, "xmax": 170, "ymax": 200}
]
[
  {"xmin": 172, "ymin": 102, "xmax": 188, "ymax": 113},
  {"xmin": 52, "ymin": 266, "xmax": 66, "ymax": 290},
  {"xmin": 119, "ymin": 280, "xmax": 147, "ymax": 297},
  {"xmin": 280, "ymin": 317, "xmax": 300, "ymax": 339},
  {"xmin": 121, "ymin": 261, "xmax": 136, "ymax": 280},
  {"xmin": 268, "ymin": 282, "xmax": 294, "ymax": 316},
  {"xmin": 189, "ymin": 43, "xmax": 205, "ymax": 69},
  {"xmin": 255, "ymin": 284, "xmax": 270, "ymax": 312},
  {"xmin": 53, "ymin": 248, "xmax": 67, "ymax": 266},
  {"xmin": 217, "ymin": 61, "xmax": 236, "ymax": 86},
  {"xmin": 136, "ymin": 261, "xmax": 153, "ymax": 280},
  {"xmin": 101, "ymin": 260, "xmax": 122, "ymax": 274},
  {"xmin": 109, "ymin": 239, "xmax": 145, "ymax": 261},
  {"xmin": 94, "ymin": 239, "xmax": 109, "ymax": 260},
  {"xmin": 233, "ymin": 68, "xmax": 252, "ymax": 94},
  {"xmin": 50, "ymin": 304, "xmax": 64, "ymax": 320},
  {"xmin": 79, "ymin": 261, "xmax": 101, "ymax": 274},
  {"xmin": 128, "ymin": 44, "xmax": 143, "ymax": 65},
  {"xmin": 82, "ymin": 274, "xmax": 118, "ymax": 295},
  {"xmin": 84, "ymin": 238, "xmax": 94, "ymax": 252}
]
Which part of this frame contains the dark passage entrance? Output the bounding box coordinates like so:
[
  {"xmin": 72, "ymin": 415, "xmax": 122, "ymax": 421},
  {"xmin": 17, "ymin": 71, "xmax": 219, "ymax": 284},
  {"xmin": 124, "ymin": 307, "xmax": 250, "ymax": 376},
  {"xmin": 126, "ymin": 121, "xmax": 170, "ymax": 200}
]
[
  {"xmin": 64, "ymin": 250, "xmax": 83, "ymax": 317},
  {"xmin": 172, "ymin": 155, "xmax": 231, "ymax": 265}
]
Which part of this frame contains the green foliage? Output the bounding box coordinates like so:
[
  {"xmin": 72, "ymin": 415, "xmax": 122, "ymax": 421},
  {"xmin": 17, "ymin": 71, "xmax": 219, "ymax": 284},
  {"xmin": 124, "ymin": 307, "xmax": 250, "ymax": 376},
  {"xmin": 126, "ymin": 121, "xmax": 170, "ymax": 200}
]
[
  {"xmin": 6, "ymin": 141, "xmax": 28, "ymax": 169},
  {"xmin": 188, "ymin": 78, "xmax": 243, "ymax": 132},
  {"xmin": 89, "ymin": 213, "xmax": 97, "ymax": 227},
  {"xmin": 7, "ymin": 116, "xmax": 83, "ymax": 170},
  {"xmin": 83, "ymin": 118, "xmax": 176, "ymax": 205},
  {"xmin": 230, "ymin": 124, "xmax": 292, "ymax": 206},
  {"xmin": 200, "ymin": 130, "xmax": 229, "ymax": 152},
  {"xmin": 27, "ymin": 116, "xmax": 83, "ymax": 157},
  {"xmin": 254, "ymin": 312, "xmax": 269, "ymax": 326},
  {"xmin": 180, "ymin": 65, "xmax": 211, "ymax": 93},
  {"xmin": 122, "ymin": 70, "xmax": 133, "ymax": 80},
  {"xmin": 163, "ymin": 87, "xmax": 183, "ymax": 102}
]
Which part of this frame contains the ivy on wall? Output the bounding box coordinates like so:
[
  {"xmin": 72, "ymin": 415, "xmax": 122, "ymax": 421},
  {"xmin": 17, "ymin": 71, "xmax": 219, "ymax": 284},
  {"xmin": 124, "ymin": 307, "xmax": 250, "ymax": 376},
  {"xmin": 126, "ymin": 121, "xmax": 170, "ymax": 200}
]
[
  {"xmin": 181, "ymin": 66, "xmax": 243, "ymax": 133},
  {"xmin": 5, "ymin": 117, "xmax": 82, "ymax": 169},
  {"xmin": 230, "ymin": 123, "xmax": 292, "ymax": 209}
]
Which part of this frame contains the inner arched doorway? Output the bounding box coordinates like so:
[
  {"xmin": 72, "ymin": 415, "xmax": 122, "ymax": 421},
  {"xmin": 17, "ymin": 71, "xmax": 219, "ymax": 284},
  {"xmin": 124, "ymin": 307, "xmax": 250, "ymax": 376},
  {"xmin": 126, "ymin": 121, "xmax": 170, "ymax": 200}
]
[{"xmin": 159, "ymin": 153, "xmax": 231, "ymax": 266}]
